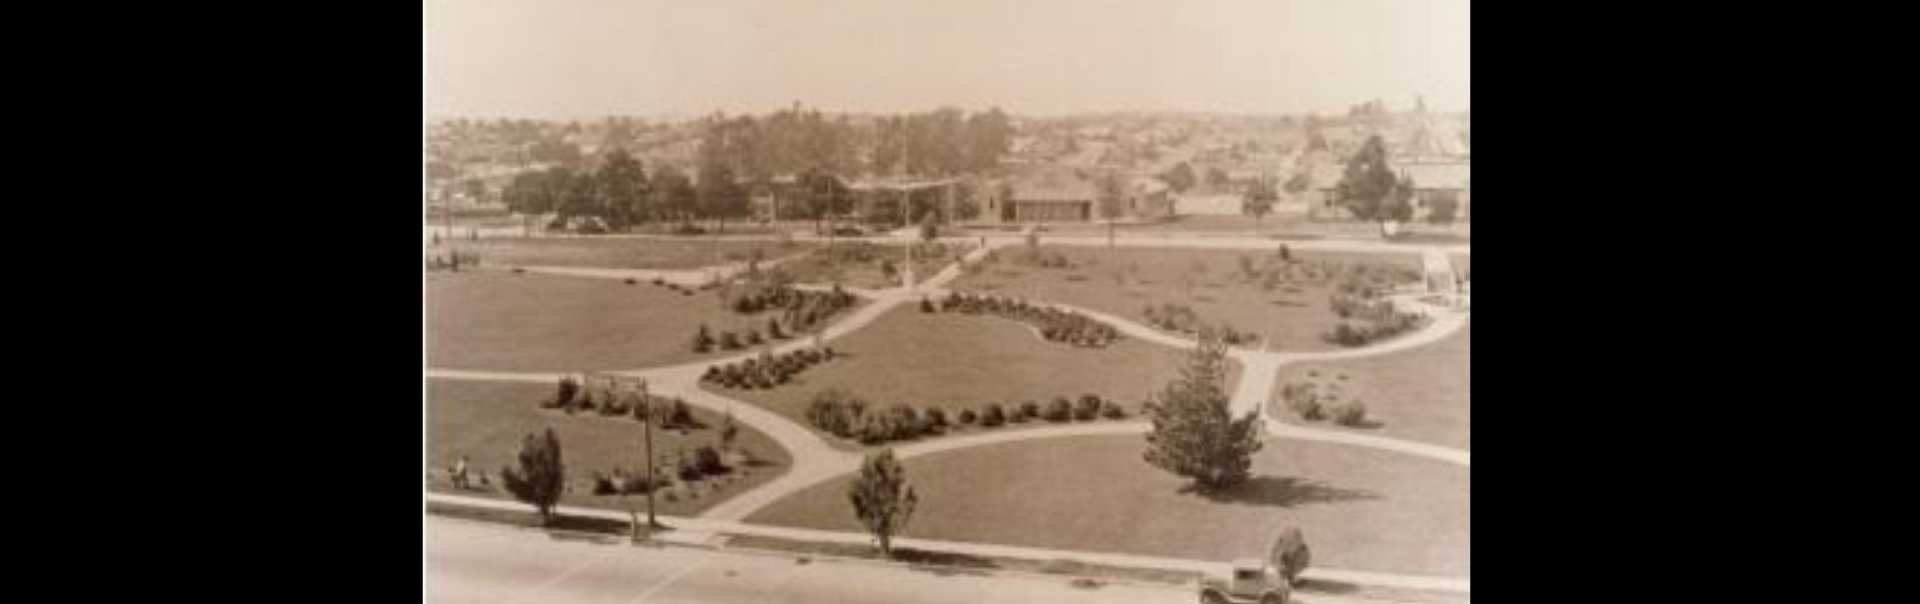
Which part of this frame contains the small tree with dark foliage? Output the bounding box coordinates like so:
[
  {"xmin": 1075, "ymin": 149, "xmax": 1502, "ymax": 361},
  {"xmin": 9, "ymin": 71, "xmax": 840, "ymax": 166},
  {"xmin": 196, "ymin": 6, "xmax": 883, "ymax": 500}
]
[
  {"xmin": 500, "ymin": 428, "xmax": 565, "ymax": 523},
  {"xmin": 1141, "ymin": 328, "xmax": 1264, "ymax": 490},
  {"xmin": 1269, "ymin": 526, "xmax": 1312, "ymax": 586},
  {"xmin": 848, "ymin": 448, "xmax": 918, "ymax": 558}
]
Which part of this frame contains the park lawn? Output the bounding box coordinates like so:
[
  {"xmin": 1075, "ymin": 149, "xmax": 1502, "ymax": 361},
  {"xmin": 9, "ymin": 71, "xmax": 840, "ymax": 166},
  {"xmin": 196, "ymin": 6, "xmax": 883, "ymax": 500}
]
[
  {"xmin": 949, "ymin": 245, "xmax": 1422, "ymax": 352},
  {"xmin": 426, "ymin": 379, "xmax": 792, "ymax": 517},
  {"xmin": 448, "ymin": 237, "xmax": 817, "ymax": 270},
  {"xmin": 706, "ymin": 305, "xmax": 1238, "ymax": 444},
  {"xmin": 1272, "ymin": 321, "xmax": 1470, "ymax": 451},
  {"xmin": 775, "ymin": 241, "xmax": 973, "ymax": 290},
  {"xmin": 427, "ymin": 271, "xmax": 859, "ymax": 372},
  {"xmin": 746, "ymin": 434, "xmax": 1469, "ymax": 577}
]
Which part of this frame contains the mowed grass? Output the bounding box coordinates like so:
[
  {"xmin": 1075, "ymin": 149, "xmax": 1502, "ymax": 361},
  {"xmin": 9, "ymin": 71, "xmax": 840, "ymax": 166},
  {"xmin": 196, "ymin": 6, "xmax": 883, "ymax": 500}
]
[
  {"xmin": 950, "ymin": 245, "xmax": 1421, "ymax": 352},
  {"xmin": 426, "ymin": 379, "xmax": 792, "ymax": 517},
  {"xmin": 427, "ymin": 271, "xmax": 853, "ymax": 372},
  {"xmin": 709, "ymin": 306, "xmax": 1238, "ymax": 441},
  {"xmin": 746, "ymin": 434, "xmax": 1469, "ymax": 577},
  {"xmin": 1274, "ymin": 321, "xmax": 1470, "ymax": 450},
  {"xmin": 449, "ymin": 237, "xmax": 817, "ymax": 270}
]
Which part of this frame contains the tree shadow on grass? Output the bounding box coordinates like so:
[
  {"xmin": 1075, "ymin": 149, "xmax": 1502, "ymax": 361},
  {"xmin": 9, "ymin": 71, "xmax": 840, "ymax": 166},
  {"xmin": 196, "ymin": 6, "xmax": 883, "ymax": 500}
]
[
  {"xmin": 544, "ymin": 514, "xmax": 631, "ymax": 539},
  {"xmin": 1297, "ymin": 578, "xmax": 1362, "ymax": 594},
  {"xmin": 1187, "ymin": 476, "xmax": 1380, "ymax": 508},
  {"xmin": 894, "ymin": 548, "xmax": 1000, "ymax": 577}
]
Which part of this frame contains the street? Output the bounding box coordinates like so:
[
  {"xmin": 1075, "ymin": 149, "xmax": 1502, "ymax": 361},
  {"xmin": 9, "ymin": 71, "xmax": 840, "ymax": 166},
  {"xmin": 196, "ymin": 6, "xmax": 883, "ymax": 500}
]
[{"xmin": 426, "ymin": 515, "xmax": 1419, "ymax": 604}]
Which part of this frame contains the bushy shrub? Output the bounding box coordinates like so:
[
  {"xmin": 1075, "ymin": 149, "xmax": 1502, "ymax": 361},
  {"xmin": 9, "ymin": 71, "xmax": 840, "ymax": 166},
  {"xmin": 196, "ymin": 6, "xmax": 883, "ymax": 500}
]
[
  {"xmin": 694, "ymin": 446, "xmax": 727, "ymax": 475},
  {"xmin": 1330, "ymin": 401, "xmax": 1367, "ymax": 427},
  {"xmin": 678, "ymin": 457, "xmax": 704, "ymax": 481},
  {"xmin": 1281, "ymin": 382, "xmax": 1325, "ymax": 421},
  {"xmin": 548, "ymin": 377, "xmax": 578, "ymax": 409},
  {"xmin": 669, "ymin": 398, "xmax": 695, "ymax": 429},
  {"xmin": 856, "ymin": 412, "xmax": 895, "ymax": 445},
  {"xmin": 1019, "ymin": 400, "xmax": 1042, "ymax": 419},
  {"xmin": 1101, "ymin": 400, "xmax": 1126, "ymax": 419},
  {"xmin": 745, "ymin": 329, "xmax": 763, "ymax": 346},
  {"xmin": 718, "ymin": 331, "xmax": 741, "ymax": 350},
  {"xmin": 924, "ymin": 408, "xmax": 948, "ymax": 431},
  {"xmin": 957, "ymin": 409, "xmax": 978, "ymax": 425},
  {"xmin": 920, "ymin": 297, "xmax": 936, "ymax": 313},
  {"xmin": 980, "ymin": 404, "xmax": 1006, "ymax": 427},
  {"xmin": 806, "ymin": 389, "xmax": 862, "ymax": 437},
  {"xmin": 592, "ymin": 472, "xmax": 620, "ymax": 495},
  {"xmin": 1044, "ymin": 397, "xmax": 1073, "ymax": 422},
  {"xmin": 1074, "ymin": 395, "xmax": 1103, "ymax": 421}
]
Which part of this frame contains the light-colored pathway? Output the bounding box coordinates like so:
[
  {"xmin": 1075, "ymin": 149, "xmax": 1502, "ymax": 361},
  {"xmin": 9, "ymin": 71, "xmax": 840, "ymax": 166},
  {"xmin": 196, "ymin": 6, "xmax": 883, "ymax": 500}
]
[{"xmin": 428, "ymin": 493, "xmax": 1471, "ymax": 595}]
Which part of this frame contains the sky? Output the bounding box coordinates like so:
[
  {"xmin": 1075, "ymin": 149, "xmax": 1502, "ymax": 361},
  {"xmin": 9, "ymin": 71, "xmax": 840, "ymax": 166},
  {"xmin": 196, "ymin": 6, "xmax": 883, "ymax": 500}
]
[{"xmin": 424, "ymin": 0, "xmax": 1468, "ymax": 120}]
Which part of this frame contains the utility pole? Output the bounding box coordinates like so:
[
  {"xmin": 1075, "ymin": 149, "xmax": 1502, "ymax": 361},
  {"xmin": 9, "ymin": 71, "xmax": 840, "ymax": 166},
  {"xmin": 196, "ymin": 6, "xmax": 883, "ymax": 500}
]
[{"xmin": 639, "ymin": 379, "xmax": 663, "ymax": 531}]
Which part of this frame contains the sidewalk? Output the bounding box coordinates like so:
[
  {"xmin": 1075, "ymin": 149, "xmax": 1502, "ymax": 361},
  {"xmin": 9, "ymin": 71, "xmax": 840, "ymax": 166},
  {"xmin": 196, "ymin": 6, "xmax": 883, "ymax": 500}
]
[{"xmin": 426, "ymin": 492, "xmax": 1471, "ymax": 594}]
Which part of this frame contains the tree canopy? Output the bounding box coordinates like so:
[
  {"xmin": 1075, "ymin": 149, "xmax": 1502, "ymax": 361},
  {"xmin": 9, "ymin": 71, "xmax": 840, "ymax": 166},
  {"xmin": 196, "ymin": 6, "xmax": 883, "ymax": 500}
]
[
  {"xmin": 847, "ymin": 448, "xmax": 918, "ymax": 558},
  {"xmin": 1335, "ymin": 135, "xmax": 1413, "ymax": 224},
  {"xmin": 500, "ymin": 428, "xmax": 565, "ymax": 522},
  {"xmin": 1141, "ymin": 328, "xmax": 1264, "ymax": 490}
]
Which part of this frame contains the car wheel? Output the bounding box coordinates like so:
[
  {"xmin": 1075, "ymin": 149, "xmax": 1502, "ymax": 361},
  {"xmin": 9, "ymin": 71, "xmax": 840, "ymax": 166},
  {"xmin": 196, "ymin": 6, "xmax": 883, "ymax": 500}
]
[{"xmin": 1200, "ymin": 590, "xmax": 1229, "ymax": 604}]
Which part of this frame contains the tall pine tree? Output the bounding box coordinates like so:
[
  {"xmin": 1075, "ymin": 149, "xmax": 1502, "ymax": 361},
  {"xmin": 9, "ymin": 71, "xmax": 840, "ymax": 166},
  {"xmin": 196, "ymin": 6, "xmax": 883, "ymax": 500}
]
[{"xmin": 1142, "ymin": 328, "xmax": 1264, "ymax": 490}]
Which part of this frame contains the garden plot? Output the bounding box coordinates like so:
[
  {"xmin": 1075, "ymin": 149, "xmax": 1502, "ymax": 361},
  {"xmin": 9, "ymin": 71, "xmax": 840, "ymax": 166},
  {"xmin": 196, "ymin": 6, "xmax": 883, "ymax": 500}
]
[
  {"xmin": 426, "ymin": 378, "xmax": 792, "ymax": 517},
  {"xmin": 950, "ymin": 245, "xmax": 1423, "ymax": 352},
  {"xmin": 705, "ymin": 305, "xmax": 1240, "ymax": 446},
  {"xmin": 1272, "ymin": 321, "xmax": 1470, "ymax": 451}
]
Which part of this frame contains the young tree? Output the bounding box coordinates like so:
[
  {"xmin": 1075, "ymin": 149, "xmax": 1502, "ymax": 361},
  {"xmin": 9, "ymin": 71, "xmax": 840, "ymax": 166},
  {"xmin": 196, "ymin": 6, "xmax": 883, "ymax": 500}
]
[
  {"xmin": 500, "ymin": 428, "xmax": 565, "ymax": 523},
  {"xmin": 1141, "ymin": 328, "xmax": 1264, "ymax": 490},
  {"xmin": 1269, "ymin": 527, "xmax": 1313, "ymax": 586},
  {"xmin": 847, "ymin": 448, "xmax": 918, "ymax": 558},
  {"xmin": 1335, "ymin": 136, "xmax": 1414, "ymax": 235}
]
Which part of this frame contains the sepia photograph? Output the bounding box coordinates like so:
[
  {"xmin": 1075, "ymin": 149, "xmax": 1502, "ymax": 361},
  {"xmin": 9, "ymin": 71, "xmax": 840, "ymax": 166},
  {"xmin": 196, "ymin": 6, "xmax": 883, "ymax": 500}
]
[{"xmin": 424, "ymin": 1, "xmax": 1469, "ymax": 602}]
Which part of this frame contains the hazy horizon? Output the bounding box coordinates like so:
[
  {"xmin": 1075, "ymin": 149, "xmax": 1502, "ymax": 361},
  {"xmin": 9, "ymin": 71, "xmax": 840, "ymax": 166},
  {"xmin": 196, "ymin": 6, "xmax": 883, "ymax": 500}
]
[{"xmin": 425, "ymin": 0, "xmax": 1469, "ymax": 121}]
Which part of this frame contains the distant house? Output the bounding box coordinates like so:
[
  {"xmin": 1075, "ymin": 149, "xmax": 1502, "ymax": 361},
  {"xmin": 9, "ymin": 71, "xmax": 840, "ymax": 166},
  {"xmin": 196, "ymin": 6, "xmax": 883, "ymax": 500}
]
[
  {"xmin": 1127, "ymin": 177, "xmax": 1174, "ymax": 219},
  {"xmin": 1397, "ymin": 161, "xmax": 1470, "ymax": 221},
  {"xmin": 1307, "ymin": 159, "xmax": 1470, "ymax": 222},
  {"xmin": 1004, "ymin": 169, "xmax": 1097, "ymax": 222}
]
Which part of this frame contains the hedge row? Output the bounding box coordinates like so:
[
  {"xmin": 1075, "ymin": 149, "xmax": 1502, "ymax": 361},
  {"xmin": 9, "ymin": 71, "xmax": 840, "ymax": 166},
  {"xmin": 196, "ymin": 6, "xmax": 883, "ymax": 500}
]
[
  {"xmin": 540, "ymin": 376, "xmax": 699, "ymax": 429},
  {"xmin": 806, "ymin": 390, "xmax": 1128, "ymax": 445},
  {"xmin": 1279, "ymin": 381, "xmax": 1368, "ymax": 427},
  {"xmin": 1141, "ymin": 302, "xmax": 1258, "ymax": 345},
  {"xmin": 1321, "ymin": 312, "xmax": 1425, "ymax": 347},
  {"xmin": 937, "ymin": 292, "xmax": 1121, "ymax": 348},
  {"xmin": 700, "ymin": 346, "xmax": 838, "ymax": 390}
]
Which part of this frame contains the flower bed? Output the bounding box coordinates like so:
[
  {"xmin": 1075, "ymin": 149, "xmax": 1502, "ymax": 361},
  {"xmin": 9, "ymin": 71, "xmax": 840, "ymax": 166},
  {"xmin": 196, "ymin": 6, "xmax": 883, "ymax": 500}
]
[{"xmin": 935, "ymin": 291, "xmax": 1121, "ymax": 348}]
